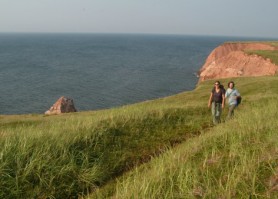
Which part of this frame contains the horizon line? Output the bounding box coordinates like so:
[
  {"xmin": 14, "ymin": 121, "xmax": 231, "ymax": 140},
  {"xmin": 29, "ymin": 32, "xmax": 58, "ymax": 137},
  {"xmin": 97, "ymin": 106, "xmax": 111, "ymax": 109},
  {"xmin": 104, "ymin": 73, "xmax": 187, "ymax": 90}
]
[{"xmin": 0, "ymin": 31, "xmax": 277, "ymax": 40}]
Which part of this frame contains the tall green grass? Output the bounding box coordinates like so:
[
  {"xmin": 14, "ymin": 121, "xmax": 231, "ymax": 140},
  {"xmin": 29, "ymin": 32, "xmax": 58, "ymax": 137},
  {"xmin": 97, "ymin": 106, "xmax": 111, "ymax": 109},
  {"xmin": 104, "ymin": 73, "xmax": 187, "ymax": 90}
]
[
  {"xmin": 89, "ymin": 76, "xmax": 278, "ymax": 198},
  {"xmin": 106, "ymin": 98, "xmax": 278, "ymax": 198},
  {"xmin": 0, "ymin": 81, "xmax": 214, "ymax": 198},
  {"xmin": 1, "ymin": 76, "xmax": 278, "ymax": 198}
]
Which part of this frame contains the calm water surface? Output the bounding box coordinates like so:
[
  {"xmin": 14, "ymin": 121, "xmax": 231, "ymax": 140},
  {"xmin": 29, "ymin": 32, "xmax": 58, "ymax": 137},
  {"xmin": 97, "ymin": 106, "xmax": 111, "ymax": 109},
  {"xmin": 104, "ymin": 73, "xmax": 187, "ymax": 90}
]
[{"xmin": 0, "ymin": 33, "xmax": 266, "ymax": 114}]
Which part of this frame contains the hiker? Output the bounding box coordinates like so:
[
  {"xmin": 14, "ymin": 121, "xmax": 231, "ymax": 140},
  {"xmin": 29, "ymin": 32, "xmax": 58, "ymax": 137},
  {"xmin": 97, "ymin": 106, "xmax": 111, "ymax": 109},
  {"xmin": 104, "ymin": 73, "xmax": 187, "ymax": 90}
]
[
  {"xmin": 225, "ymin": 81, "xmax": 241, "ymax": 120},
  {"xmin": 208, "ymin": 81, "xmax": 225, "ymax": 125}
]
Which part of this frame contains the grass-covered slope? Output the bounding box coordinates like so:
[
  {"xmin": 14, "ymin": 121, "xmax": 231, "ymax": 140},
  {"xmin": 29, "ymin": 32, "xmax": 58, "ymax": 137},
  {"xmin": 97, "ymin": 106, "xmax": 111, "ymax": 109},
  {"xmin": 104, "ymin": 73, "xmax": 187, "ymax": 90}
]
[
  {"xmin": 1, "ymin": 45, "xmax": 278, "ymax": 198},
  {"xmin": 1, "ymin": 75, "xmax": 278, "ymax": 198},
  {"xmin": 109, "ymin": 101, "xmax": 278, "ymax": 199},
  {"xmin": 0, "ymin": 79, "xmax": 214, "ymax": 198},
  {"xmin": 90, "ymin": 76, "xmax": 278, "ymax": 199},
  {"xmin": 245, "ymin": 41, "xmax": 278, "ymax": 65},
  {"xmin": 246, "ymin": 50, "xmax": 278, "ymax": 65}
]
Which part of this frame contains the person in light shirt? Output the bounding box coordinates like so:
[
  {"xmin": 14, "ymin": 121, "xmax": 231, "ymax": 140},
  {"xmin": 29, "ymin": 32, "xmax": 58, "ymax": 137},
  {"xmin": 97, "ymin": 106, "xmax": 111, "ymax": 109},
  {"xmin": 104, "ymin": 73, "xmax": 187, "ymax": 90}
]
[{"xmin": 225, "ymin": 81, "xmax": 241, "ymax": 120}]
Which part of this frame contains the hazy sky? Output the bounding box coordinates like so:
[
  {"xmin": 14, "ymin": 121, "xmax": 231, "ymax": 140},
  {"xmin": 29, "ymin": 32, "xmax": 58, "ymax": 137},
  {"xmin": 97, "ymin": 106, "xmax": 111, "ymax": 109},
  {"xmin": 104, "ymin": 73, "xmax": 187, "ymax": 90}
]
[{"xmin": 0, "ymin": 0, "xmax": 277, "ymax": 38}]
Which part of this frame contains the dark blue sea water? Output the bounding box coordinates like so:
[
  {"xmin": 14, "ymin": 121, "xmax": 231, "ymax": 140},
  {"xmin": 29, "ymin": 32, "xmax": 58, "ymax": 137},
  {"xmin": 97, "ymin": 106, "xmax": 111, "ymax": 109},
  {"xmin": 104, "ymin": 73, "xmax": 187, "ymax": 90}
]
[{"xmin": 0, "ymin": 33, "xmax": 269, "ymax": 115}]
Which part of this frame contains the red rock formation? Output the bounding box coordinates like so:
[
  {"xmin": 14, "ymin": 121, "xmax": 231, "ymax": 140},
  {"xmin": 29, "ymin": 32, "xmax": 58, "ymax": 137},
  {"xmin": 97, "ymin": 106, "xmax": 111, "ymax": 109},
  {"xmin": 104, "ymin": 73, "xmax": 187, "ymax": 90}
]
[
  {"xmin": 198, "ymin": 42, "xmax": 278, "ymax": 82},
  {"xmin": 45, "ymin": 96, "xmax": 77, "ymax": 115}
]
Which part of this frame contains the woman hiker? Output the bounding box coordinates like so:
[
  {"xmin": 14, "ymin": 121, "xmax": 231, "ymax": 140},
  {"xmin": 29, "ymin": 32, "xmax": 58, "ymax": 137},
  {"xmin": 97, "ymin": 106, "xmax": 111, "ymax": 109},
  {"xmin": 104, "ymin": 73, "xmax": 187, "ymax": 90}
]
[
  {"xmin": 225, "ymin": 81, "xmax": 241, "ymax": 120},
  {"xmin": 208, "ymin": 81, "xmax": 225, "ymax": 125}
]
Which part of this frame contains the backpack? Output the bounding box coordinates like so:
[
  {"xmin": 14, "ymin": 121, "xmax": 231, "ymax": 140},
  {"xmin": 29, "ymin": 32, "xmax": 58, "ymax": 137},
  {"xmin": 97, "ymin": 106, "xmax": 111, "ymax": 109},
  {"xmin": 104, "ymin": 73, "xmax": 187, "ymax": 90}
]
[
  {"xmin": 212, "ymin": 84, "xmax": 226, "ymax": 94},
  {"xmin": 237, "ymin": 96, "xmax": 242, "ymax": 106},
  {"xmin": 219, "ymin": 84, "xmax": 226, "ymax": 93}
]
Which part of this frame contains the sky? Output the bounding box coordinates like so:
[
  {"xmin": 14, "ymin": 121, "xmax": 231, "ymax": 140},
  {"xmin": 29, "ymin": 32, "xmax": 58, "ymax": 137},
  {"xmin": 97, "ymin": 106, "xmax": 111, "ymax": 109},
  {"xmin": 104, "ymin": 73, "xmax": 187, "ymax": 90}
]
[{"xmin": 0, "ymin": 0, "xmax": 278, "ymax": 38}]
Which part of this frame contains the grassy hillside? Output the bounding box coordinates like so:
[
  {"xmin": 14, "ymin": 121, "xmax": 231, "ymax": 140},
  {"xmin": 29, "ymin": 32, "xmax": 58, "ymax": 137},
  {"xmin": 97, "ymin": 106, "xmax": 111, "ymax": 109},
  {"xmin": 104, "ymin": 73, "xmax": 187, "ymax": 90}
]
[
  {"xmin": 0, "ymin": 78, "xmax": 215, "ymax": 198},
  {"xmin": 96, "ymin": 80, "xmax": 278, "ymax": 199},
  {"xmin": 1, "ymin": 45, "xmax": 278, "ymax": 198},
  {"xmin": 245, "ymin": 41, "xmax": 278, "ymax": 65},
  {"xmin": 89, "ymin": 76, "xmax": 278, "ymax": 199},
  {"xmin": 107, "ymin": 100, "xmax": 278, "ymax": 199},
  {"xmin": 246, "ymin": 50, "xmax": 278, "ymax": 65},
  {"xmin": 1, "ymin": 75, "xmax": 278, "ymax": 198}
]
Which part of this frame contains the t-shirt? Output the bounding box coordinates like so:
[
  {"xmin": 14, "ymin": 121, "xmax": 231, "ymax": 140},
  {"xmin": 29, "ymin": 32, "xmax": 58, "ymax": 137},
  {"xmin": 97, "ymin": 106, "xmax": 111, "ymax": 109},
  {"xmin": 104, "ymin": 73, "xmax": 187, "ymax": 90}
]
[
  {"xmin": 211, "ymin": 88, "xmax": 225, "ymax": 103},
  {"xmin": 225, "ymin": 88, "xmax": 240, "ymax": 105}
]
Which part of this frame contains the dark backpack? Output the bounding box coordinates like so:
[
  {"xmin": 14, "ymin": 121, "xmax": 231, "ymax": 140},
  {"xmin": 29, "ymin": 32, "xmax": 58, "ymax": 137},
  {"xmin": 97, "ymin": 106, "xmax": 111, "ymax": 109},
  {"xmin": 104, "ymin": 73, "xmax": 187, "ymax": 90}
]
[
  {"xmin": 212, "ymin": 84, "xmax": 226, "ymax": 94},
  {"xmin": 237, "ymin": 96, "xmax": 242, "ymax": 106},
  {"xmin": 219, "ymin": 84, "xmax": 226, "ymax": 93}
]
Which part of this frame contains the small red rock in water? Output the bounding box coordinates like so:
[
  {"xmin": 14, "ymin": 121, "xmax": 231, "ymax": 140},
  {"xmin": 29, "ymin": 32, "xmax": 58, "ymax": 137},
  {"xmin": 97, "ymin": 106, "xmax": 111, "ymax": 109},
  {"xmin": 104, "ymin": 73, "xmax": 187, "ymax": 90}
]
[{"xmin": 45, "ymin": 96, "xmax": 77, "ymax": 115}]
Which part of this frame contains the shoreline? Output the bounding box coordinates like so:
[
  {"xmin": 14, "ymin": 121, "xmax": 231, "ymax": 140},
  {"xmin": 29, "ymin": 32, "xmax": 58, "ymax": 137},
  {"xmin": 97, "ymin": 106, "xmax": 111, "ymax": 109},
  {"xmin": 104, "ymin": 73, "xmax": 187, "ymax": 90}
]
[{"xmin": 1, "ymin": 40, "xmax": 278, "ymax": 116}]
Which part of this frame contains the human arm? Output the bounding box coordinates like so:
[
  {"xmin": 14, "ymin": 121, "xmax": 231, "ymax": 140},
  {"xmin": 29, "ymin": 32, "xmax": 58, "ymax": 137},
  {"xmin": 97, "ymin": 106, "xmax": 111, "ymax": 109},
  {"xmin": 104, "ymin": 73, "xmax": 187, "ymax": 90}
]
[
  {"xmin": 208, "ymin": 92, "xmax": 213, "ymax": 108},
  {"xmin": 235, "ymin": 90, "xmax": 240, "ymax": 98},
  {"xmin": 222, "ymin": 93, "xmax": 225, "ymax": 108},
  {"xmin": 225, "ymin": 90, "xmax": 228, "ymax": 99}
]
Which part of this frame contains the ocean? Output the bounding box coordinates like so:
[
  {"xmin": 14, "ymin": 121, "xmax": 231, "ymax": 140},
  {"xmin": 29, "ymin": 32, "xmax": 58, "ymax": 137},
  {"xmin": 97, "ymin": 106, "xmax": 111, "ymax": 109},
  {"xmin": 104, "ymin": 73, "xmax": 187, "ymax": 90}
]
[{"xmin": 0, "ymin": 33, "xmax": 267, "ymax": 115}]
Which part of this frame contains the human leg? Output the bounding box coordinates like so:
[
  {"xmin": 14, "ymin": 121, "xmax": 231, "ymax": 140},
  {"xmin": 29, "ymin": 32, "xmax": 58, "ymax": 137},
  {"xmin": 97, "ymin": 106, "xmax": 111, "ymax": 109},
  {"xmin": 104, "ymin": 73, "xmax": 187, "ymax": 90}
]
[
  {"xmin": 227, "ymin": 104, "xmax": 236, "ymax": 120},
  {"xmin": 215, "ymin": 103, "xmax": 222, "ymax": 124},
  {"xmin": 211, "ymin": 102, "xmax": 222, "ymax": 124},
  {"xmin": 211, "ymin": 102, "xmax": 216, "ymax": 124}
]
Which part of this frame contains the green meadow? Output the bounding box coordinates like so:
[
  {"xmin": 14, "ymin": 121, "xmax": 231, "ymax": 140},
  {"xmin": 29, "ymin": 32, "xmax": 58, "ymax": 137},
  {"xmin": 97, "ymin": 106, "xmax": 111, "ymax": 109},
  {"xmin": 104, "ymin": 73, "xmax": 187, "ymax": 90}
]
[
  {"xmin": 0, "ymin": 80, "xmax": 212, "ymax": 198},
  {"xmin": 89, "ymin": 76, "xmax": 278, "ymax": 199},
  {"xmin": 1, "ymin": 47, "xmax": 278, "ymax": 198}
]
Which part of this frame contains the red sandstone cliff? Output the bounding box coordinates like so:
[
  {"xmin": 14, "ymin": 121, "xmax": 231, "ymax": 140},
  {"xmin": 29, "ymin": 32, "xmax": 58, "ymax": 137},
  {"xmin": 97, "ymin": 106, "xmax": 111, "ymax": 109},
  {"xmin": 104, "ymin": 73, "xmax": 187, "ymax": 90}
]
[{"xmin": 198, "ymin": 42, "xmax": 278, "ymax": 82}]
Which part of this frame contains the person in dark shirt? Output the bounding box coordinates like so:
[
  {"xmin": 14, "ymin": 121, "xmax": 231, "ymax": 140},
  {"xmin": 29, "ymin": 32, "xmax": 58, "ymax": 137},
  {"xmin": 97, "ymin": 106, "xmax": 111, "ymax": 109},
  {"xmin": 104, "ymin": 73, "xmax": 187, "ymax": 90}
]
[{"xmin": 208, "ymin": 81, "xmax": 225, "ymax": 125}]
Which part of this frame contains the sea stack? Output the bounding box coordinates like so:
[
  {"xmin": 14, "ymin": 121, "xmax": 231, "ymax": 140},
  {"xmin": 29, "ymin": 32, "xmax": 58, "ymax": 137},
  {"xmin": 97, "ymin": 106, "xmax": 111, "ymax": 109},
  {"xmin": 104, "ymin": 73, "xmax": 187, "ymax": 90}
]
[{"xmin": 45, "ymin": 96, "xmax": 77, "ymax": 115}]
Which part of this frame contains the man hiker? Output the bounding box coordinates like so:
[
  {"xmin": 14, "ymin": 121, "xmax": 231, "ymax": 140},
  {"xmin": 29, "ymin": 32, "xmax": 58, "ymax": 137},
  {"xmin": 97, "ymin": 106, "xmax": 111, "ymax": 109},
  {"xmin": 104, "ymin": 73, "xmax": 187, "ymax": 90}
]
[{"xmin": 225, "ymin": 81, "xmax": 241, "ymax": 120}]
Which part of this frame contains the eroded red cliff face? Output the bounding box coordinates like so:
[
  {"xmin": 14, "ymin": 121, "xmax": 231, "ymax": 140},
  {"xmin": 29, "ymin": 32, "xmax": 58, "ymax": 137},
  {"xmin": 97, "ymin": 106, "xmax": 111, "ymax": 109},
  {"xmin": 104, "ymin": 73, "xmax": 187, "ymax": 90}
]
[{"xmin": 198, "ymin": 42, "xmax": 278, "ymax": 82}]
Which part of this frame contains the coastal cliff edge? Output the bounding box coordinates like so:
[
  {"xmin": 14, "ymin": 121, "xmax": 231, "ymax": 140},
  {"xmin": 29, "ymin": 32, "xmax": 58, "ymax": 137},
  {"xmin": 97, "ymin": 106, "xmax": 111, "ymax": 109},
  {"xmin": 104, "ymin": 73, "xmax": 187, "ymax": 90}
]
[{"xmin": 198, "ymin": 42, "xmax": 278, "ymax": 82}]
